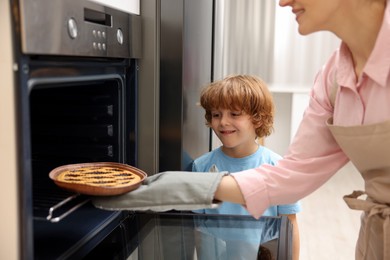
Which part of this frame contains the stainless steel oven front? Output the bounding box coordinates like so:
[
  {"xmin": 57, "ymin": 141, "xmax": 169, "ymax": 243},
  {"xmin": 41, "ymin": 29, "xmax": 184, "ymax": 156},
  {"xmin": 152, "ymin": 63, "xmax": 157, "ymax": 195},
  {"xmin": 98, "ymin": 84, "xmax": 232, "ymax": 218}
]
[{"xmin": 11, "ymin": 0, "xmax": 141, "ymax": 259}]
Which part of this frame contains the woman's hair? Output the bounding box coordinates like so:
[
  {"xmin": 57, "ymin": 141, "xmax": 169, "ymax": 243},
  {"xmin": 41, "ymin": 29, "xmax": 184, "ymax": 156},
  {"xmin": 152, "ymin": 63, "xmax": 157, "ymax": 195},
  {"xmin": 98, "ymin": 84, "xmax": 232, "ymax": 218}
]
[{"xmin": 200, "ymin": 74, "xmax": 274, "ymax": 138}]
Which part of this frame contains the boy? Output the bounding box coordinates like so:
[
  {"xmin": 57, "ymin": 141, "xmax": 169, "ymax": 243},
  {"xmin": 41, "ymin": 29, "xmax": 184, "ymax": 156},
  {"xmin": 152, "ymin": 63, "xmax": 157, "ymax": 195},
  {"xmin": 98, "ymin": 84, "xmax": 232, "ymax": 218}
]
[{"xmin": 192, "ymin": 74, "xmax": 300, "ymax": 260}]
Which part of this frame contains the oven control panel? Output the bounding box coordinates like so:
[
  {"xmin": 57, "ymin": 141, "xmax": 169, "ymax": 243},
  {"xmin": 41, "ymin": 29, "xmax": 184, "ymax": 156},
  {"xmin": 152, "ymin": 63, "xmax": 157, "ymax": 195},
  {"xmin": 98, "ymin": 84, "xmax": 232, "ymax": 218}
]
[{"xmin": 19, "ymin": 0, "xmax": 141, "ymax": 58}]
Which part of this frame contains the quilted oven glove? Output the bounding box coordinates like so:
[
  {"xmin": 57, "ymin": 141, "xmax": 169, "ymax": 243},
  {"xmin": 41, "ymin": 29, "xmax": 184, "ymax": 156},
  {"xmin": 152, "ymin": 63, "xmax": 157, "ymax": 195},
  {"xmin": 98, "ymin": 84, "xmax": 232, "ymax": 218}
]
[{"xmin": 92, "ymin": 171, "xmax": 229, "ymax": 212}]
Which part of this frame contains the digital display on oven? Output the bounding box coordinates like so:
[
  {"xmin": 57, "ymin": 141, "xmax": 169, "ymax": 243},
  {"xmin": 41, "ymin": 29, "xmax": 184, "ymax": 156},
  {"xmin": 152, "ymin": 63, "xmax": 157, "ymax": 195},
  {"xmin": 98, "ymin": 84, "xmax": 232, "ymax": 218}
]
[{"xmin": 84, "ymin": 8, "xmax": 112, "ymax": 27}]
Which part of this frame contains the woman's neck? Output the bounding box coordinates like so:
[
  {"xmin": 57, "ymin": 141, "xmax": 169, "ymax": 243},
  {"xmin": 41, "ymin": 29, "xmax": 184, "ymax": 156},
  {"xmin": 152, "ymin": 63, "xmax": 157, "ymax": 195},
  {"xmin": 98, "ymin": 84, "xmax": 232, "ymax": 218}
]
[{"xmin": 336, "ymin": 1, "xmax": 385, "ymax": 79}]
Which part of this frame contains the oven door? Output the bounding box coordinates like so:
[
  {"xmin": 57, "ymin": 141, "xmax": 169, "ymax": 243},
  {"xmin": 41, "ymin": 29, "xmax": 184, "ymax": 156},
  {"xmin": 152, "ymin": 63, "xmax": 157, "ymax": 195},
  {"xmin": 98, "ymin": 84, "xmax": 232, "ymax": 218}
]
[{"xmin": 127, "ymin": 212, "xmax": 293, "ymax": 260}]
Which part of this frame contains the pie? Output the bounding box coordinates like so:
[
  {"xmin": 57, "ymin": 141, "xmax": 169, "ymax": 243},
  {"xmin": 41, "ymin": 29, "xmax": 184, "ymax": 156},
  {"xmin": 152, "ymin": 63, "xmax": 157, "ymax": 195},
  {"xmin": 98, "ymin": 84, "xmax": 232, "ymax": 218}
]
[{"xmin": 56, "ymin": 166, "xmax": 142, "ymax": 188}]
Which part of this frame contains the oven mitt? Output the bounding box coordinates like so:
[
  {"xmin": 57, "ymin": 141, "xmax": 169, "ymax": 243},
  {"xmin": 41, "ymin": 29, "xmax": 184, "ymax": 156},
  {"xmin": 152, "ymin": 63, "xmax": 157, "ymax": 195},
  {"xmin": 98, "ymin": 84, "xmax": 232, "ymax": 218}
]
[{"xmin": 92, "ymin": 171, "xmax": 229, "ymax": 212}]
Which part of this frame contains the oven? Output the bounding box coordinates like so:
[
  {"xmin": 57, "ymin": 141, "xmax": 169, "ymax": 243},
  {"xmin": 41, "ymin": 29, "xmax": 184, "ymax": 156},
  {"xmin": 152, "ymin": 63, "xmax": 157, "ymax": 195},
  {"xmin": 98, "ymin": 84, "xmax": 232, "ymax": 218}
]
[{"xmin": 10, "ymin": 0, "xmax": 142, "ymax": 259}]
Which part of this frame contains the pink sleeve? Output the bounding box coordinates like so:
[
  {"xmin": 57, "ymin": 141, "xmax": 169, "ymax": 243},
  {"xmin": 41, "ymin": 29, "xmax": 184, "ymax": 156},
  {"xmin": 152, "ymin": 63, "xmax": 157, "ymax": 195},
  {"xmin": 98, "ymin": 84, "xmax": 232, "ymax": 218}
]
[{"xmin": 232, "ymin": 59, "xmax": 349, "ymax": 219}]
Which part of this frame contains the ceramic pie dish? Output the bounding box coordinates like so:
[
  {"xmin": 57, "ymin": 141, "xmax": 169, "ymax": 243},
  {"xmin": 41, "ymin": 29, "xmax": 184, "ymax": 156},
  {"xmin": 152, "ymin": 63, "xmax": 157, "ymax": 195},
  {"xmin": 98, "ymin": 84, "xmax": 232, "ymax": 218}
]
[{"xmin": 49, "ymin": 162, "xmax": 147, "ymax": 196}]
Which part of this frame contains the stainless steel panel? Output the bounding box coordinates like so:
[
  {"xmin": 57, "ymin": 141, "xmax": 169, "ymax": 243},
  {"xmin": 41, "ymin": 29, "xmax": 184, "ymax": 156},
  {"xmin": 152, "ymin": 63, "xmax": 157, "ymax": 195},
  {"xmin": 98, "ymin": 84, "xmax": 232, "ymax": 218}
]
[
  {"xmin": 182, "ymin": 0, "xmax": 213, "ymax": 170},
  {"xmin": 19, "ymin": 0, "xmax": 141, "ymax": 58},
  {"xmin": 159, "ymin": 0, "xmax": 185, "ymax": 171},
  {"xmin": 159, "ymin": 0, "xmax": 213, "ymax": 171},
  {"xmin": 137, "ymin": 0, "xmax": 160, "ymax": 175}
]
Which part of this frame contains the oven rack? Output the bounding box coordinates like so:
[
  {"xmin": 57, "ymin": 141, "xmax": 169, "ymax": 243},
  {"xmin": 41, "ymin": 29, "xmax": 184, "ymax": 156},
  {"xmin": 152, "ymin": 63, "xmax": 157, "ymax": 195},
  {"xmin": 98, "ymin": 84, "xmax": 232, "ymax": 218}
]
[{"xmin": 33, "ymin": 187, "xmax": 90, "ymax": 223}]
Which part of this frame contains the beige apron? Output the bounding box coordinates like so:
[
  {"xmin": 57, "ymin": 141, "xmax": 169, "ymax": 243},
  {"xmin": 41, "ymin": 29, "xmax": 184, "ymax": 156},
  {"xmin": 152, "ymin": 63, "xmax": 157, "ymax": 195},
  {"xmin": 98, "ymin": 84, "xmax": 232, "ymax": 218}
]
[{"xmin": 327, "ymin": 118, "xmax": 390, "ymax": 260}]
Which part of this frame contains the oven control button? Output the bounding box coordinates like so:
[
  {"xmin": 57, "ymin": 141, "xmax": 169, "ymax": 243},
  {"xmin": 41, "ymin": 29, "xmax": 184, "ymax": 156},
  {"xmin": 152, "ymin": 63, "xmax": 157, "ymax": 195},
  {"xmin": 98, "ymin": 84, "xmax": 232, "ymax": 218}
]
[
  {"xmin": 116, "ymin": 29, "xmax": 124, "ymax": 45},
  {"xmin": 67, "ymin": 18, "xmax": 78, "ymax": 39}
]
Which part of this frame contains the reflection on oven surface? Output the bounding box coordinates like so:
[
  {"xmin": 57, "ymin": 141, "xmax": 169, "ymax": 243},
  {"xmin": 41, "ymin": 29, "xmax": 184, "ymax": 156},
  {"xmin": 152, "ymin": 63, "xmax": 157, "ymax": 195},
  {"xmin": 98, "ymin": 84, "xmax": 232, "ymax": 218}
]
[{"xmin": 127, "ymin": 212, "xmax": 292, "ymax": 260}]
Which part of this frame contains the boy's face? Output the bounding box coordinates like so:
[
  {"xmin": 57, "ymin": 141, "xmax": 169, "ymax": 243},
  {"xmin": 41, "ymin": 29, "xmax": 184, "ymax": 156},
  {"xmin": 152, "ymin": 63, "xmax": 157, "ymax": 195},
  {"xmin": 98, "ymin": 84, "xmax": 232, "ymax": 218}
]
[{"xmin": 210, "ymin": 108, "xmax": 260, "ymax": 157}]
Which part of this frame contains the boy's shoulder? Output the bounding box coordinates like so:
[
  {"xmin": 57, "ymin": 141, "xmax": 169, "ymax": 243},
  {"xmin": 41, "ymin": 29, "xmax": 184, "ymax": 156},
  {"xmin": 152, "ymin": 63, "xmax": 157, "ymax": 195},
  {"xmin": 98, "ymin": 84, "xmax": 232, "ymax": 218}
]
[{"xmin": 259, "ymin": 146, "xmax": 282, "ymax": 162}]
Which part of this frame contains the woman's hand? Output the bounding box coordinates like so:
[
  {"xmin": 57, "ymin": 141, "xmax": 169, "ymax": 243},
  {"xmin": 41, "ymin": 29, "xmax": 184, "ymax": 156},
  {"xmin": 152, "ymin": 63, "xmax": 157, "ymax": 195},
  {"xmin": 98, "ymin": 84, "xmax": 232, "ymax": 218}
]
[{"xmin": 92, "ymin": 171, "xmax": 229, "ymax": 212}]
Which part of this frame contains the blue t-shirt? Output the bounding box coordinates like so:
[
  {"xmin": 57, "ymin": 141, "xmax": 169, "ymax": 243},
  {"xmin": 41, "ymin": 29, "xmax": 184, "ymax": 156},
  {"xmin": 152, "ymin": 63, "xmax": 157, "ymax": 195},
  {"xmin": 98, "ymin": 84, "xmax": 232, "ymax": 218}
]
[{"xmin": 191, "ymin": 145, "xmax": 301, "ymax": 257}]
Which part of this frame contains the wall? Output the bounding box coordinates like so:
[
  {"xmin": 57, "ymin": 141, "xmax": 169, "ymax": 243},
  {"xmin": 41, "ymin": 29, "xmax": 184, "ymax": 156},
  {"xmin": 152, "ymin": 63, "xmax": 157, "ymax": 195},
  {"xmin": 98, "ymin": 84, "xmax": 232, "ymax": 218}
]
[
  {"xmin": 270, "ymin": 6, "xmax": 340, "ymax": 88},
  {"xmin": 265, "ymin": 6, "xmax": 340, "ymax": 155},
  {"xmin": 0, "ymin": 1, "xmax": 20, "ymax": 259}
]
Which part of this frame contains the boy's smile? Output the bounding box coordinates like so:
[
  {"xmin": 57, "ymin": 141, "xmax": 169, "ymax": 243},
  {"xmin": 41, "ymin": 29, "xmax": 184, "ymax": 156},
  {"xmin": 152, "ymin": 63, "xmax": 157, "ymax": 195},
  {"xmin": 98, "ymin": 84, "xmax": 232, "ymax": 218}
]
[{"xmin": 211, "ymin": 109, "xmax": 259, "ymax": 158}]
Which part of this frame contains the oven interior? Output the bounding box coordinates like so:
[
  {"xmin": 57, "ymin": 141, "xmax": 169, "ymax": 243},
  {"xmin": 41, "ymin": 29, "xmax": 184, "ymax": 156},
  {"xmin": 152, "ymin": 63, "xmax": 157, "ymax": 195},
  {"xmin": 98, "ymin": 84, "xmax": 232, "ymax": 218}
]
[{"xmin": 28, "ymin": 74, "xmax": 137, "ymax": 259}]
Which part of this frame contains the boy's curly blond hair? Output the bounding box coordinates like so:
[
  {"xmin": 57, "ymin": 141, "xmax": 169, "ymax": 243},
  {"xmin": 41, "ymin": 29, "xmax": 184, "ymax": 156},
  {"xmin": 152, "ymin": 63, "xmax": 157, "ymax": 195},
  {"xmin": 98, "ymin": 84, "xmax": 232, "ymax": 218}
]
[{"xmin": 200, "ymin": 74, "xmax": 274, "ymax": 138}]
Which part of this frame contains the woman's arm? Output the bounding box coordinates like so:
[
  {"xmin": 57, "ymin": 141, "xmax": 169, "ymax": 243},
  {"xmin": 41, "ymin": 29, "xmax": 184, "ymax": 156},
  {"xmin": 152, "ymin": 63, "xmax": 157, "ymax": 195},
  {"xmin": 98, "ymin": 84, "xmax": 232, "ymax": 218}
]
[{"xmin": 214, "ymin": 175, "xmax": 245, "ymax": 204}]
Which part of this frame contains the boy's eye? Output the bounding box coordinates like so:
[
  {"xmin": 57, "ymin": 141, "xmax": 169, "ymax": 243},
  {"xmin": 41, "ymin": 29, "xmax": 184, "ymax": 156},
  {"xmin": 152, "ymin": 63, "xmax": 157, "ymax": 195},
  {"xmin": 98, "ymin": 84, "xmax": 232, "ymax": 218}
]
[
  {"xmin": 231, "ymin": 112, "xmax": 242, "ymax": 117},
  {"xmin": 211, "ymin": 112, "xmax": 220, "ymax": 118}
]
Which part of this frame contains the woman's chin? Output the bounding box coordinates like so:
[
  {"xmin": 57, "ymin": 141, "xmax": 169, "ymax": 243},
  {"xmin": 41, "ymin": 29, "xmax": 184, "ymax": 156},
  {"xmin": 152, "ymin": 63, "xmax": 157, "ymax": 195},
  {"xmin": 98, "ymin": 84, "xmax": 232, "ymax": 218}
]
[{"xmin": 297, "ymin": 25, "xmax": 319, "ymax": 36}]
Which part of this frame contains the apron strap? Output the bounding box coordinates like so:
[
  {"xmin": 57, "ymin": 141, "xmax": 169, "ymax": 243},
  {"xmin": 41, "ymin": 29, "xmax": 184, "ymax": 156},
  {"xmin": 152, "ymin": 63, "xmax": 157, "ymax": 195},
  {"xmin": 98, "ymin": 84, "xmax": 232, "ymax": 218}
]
[{"xmin": 344, "ymin": 190, "xmax": 390, "ymax": 260}]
